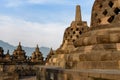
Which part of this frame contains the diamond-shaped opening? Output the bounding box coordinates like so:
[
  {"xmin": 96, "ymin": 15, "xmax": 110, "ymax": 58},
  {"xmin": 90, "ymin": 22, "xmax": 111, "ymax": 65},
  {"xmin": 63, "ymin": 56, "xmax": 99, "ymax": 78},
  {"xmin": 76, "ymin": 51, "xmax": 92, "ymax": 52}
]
[
  {"xmin": 103, "ymin": 10, "xmax": 108, "ymax": 16},
  {"xmin": 76, "ymin": 28, "xmax": 79, "ymax": 31},
  {"xmin": 98, "ymin": 18, "xmax": 101, "ymax": 23},
  {"xmin": 114, "ymin": 7, "xmax": 120, "ymax": 15},
  {"xmin": 108, "ymin": 1, "xmax": 114, "ymax": 8},
  {"xmin": 71, "ymin": 28, "xmax": 73, "ymax": 31},
  {"xmin": 76, "ymin": 35, "xmax": 79, "ymax": 38},
  {"xmin": 68, "ymin": 39, "xmax": 70, "ymax": 41},
  {"xmin": 73, "ymin": 39, "xmax": 75, "ymax": 42},
  {"xmin": 99, "ymin": 4, "xmax": 103, "ymax": 8},
  {"xmin": 79, "ymin": 31, "xmax": 82, "ymax": 35},
  {"xmin": 68, "ymin": 32, "xmax": 70, "ymax": 34},
  {"xmin": 95, "ymin": 13, "xmax": 98, "ymax": 17},
  {"xmin": 73, "ymin": 31, "xmax": 75, "ymax": 34},
  {"xmin": 65, "ymin": 36, "xmax": 67, "ymax": 39},
  {"xmin": 108, "ymin": 16, "xmax": 115, "ymax": 23},
  {"xmin": 82, "ymin": 28, "xmax": 84, "ymax": 31}
]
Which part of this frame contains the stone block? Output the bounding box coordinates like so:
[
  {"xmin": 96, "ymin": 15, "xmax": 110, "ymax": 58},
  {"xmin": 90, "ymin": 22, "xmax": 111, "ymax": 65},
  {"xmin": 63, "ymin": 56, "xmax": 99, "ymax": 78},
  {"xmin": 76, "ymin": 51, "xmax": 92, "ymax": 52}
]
[
  {"xmin": 101, "ymin": 74, "xmax": 120, "ymax": 80},
  {"xmin": 110, "ymin": 33, "xmax": 120, "ymax": 43},
  {"xmin": 74, "ymin": 61, "xmax": 120, "ymax": 70}
]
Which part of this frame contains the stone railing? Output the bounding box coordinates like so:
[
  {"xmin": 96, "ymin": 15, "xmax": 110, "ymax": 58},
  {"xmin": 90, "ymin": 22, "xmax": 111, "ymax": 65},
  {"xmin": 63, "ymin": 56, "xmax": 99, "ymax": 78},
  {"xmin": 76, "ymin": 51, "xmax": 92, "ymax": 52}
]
[
  {"xmin": 36, "ymin": 66, "xmax": 120, "ymax": 80},
  {"xmin": 0, "ymin": 72, "xmax": 18, "ymax": 80}
]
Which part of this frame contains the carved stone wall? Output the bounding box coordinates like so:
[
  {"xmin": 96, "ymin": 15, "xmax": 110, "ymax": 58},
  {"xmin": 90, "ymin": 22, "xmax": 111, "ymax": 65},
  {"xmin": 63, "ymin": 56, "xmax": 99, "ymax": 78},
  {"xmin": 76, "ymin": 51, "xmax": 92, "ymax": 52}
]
[{"xmin": 91, "ymin": 0, "xmax": 120, "ymax": 28}]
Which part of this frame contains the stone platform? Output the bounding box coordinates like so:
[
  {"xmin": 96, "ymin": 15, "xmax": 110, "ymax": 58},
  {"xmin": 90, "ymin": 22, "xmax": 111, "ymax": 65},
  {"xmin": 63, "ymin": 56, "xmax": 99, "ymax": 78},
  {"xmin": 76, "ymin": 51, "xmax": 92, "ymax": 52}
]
[{"xmin": 37, "ymin": 66, "xmax": 120, "ymax": 80}]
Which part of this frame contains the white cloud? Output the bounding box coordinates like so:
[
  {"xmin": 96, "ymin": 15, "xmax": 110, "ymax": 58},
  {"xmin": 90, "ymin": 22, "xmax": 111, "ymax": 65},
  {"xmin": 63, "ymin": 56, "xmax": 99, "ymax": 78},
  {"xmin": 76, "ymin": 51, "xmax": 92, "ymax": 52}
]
[
  {"xmin": 27, "ymin": 0, "xmax": 70, "ymax": 4},
  {"xmin": 0, "ymin": 0, "xmax": 93, "ymax": 48},
  {"xmin": 0, "ymin": 15, "xmax": 67, "ymax": 49},
  {"xmin": 4, "ymin": 0, "xmax": 72, "ymax": 7},
  {"xmin": 27, "ymin": 0, "xmax": 54, "ymax": 4},
  {"xmin": 4, "ymin": 0, "xmax": 24, "ymax": 7}
]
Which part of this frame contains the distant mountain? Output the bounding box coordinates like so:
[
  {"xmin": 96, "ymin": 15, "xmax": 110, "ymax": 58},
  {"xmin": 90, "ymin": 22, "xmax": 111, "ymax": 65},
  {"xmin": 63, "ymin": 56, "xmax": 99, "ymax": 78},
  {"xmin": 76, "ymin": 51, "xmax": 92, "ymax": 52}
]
[{"xmin": 0, "ymin": 40, "xmax": 50, "ymax": 58}]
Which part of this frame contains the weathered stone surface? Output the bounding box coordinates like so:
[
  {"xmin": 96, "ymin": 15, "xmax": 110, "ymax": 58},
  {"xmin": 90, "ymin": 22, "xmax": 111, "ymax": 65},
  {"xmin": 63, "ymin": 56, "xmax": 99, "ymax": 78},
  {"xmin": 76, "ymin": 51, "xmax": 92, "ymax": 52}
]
[{"xmin": 45, "ymin": 0, "xmax": 120, "ymax": 75}]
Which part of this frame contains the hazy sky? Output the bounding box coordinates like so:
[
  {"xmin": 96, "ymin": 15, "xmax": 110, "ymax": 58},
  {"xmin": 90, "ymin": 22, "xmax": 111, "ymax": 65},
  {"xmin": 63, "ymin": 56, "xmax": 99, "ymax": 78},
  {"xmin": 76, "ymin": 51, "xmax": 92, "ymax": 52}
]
[{"xmin": 0, "ymin": 0, "xmax": 94, "ymax": 49}]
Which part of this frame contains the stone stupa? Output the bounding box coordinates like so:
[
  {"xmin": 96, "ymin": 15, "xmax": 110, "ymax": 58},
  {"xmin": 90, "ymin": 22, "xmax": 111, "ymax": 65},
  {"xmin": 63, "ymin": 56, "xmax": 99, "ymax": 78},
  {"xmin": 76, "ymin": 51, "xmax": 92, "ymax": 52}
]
[{"xmin": 46, "ymin": 0, "xmax": 120, "ymax": 70}]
